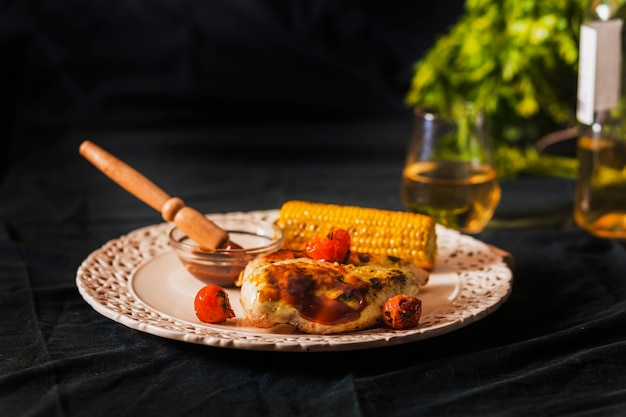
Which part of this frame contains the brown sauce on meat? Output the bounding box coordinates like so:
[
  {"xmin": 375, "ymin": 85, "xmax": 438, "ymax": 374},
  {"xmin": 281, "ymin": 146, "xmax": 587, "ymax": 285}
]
[{"xmin": 256, "ymin": 262, "xmax": 370, "ymax": 325}]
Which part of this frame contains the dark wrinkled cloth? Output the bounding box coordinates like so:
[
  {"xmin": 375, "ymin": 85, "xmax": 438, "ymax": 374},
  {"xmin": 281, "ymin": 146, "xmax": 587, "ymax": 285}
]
[
  {"xmin": 2, "ymin": 127, "xmax": 626, "ymax": 417},
  {"xmin": 3, "ymin": 1, "xmax": 626, "ymax": 416}
]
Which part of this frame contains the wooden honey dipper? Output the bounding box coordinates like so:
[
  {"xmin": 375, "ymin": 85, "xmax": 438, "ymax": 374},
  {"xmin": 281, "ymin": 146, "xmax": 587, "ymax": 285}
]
[{"xmin": 79, "ymin": 140, "xmax": 231, "ymax": 251}]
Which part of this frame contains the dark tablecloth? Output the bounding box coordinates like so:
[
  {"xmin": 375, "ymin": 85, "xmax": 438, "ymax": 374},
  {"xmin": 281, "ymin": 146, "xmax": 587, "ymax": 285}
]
[{"xmin": 1, "ymin": 121, "xmax": 626, "ymax": 417}]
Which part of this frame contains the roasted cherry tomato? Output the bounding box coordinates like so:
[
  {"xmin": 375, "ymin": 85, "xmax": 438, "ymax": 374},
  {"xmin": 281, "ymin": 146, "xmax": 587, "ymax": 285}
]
[
  {"xmin": 382, "ymin": 295, "xmax": 422, "ymax": 330},
  {"xmin": 305, "ymin": 229, "xmax": 351, "ymax": 263},
  {"xmin": 194, "ymin": 284, "xmax": 236, "ymax": 323}
]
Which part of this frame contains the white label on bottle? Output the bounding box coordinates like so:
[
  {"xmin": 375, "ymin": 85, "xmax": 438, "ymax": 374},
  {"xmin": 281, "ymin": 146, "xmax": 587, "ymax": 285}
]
[{"xmin": 576, "ymin": 19, "xmax": 623, "ymax": 125}]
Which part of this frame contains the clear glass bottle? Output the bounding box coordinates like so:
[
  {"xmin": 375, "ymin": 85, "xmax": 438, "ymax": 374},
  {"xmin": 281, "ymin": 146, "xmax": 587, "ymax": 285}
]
[{"xmin": 574, "ymin": 0, "xmax": 626, "ymax": 239}]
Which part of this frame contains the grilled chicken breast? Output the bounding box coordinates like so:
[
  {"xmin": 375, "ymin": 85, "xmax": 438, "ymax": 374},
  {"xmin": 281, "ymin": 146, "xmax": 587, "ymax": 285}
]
[{"xmin": 238, "ymin": 249, "xmax": 429, "ymax": 334}]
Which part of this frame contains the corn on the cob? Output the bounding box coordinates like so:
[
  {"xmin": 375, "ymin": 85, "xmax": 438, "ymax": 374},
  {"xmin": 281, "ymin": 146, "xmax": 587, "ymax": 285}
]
[{"xmin": 274, "ymin": 200, "xmax": 437, "ymax": 270}]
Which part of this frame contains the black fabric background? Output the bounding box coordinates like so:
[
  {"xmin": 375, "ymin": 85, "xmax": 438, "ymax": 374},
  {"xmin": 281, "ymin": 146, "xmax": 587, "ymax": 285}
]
[
  {"xmin": 2, "ymin": 1, "xmax": 464, "ymax": 137},
  {"xmin": 2, "ymin": 2, "xmax": 626, "ymax": 417}
]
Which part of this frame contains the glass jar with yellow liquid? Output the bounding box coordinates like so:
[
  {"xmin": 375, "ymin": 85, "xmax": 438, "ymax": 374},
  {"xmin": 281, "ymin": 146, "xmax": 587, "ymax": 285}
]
[
  {"xmin": 575, "ymin": 135, "xmax": 626, "ymax": 238},
  {"xmin": 575, "ymin": 0, "xmax": 626, "ymax": 239},
  {"xmin": 401, "ymin": 105, "xmax": 501, "ymax": 234}
]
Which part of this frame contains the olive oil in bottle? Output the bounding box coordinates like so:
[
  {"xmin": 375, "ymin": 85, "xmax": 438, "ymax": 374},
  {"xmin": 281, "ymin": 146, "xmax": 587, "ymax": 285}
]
[{"xmin": 575, "ymin": 0, "xmax": 626, "ymax": 239}]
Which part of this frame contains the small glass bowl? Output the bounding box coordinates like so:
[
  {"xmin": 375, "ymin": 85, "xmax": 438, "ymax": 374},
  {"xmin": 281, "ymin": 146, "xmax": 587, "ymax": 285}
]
[{"xmin": 169, "ymin": 216, "xmax": 283, "ymax": 287}]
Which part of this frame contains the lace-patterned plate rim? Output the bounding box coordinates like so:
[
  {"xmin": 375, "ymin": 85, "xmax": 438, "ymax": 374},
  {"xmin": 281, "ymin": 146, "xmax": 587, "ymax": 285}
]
[{"xmin": 76, "ymin": 209, "xmax": 513, "ymax": 352}]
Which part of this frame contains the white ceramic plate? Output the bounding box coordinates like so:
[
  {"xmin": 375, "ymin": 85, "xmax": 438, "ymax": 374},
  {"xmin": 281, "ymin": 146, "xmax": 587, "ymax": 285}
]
[{"xmin": 76, "ymin": 210, "xmax": 513, "ymax": 352}]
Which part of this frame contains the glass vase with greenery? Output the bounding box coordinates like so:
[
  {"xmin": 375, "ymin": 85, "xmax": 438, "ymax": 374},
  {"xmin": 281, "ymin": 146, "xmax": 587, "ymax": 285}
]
[{"xmin": 405, "ymin": 0, "xmax": 587, "ymax": 179}]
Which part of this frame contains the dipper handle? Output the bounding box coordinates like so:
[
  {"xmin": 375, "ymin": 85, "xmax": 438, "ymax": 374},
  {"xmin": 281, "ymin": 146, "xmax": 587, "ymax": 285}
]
[{"xmin": 79, "ymin": 140, "xmax": 228, "ymax": 250}]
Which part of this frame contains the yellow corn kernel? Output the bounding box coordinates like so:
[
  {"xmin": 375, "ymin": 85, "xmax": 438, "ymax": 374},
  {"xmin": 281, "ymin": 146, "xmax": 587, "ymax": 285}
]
[{"xmin": 274, "ymin": 200, "xmax": 437, "ymax": 270}]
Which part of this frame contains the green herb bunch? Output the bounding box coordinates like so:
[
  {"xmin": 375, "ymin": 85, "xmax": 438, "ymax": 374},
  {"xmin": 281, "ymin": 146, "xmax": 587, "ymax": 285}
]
[{"xmin": 405, "ymin": 0, "xmax": 587, "ymax": 178}]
